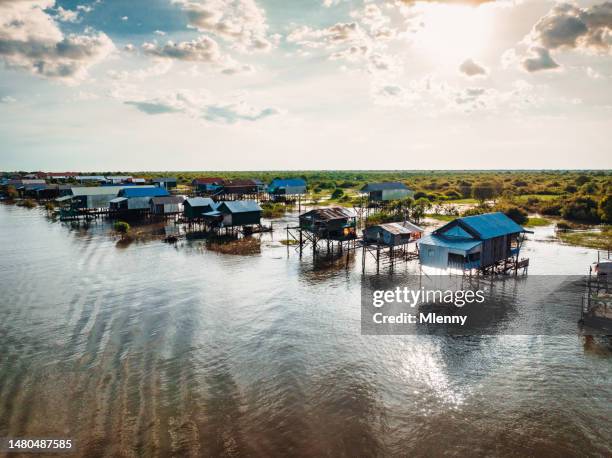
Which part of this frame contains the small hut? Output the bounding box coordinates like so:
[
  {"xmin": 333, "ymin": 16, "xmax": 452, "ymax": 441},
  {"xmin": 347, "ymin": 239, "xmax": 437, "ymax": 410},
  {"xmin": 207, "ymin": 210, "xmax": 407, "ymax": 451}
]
[
  {"xmin": 192, "ymin": 177, "xmax": 224, "ymax": 194},
  {"xmin": 184, "ymin": 197, "xmax": 216, "ymax": 219},
  {"xmin": 363, "ymin": 221, "xmax": 423, "ymax": 247},
  {"xmin": 360, "ymin": 182, "xmax": 413, "ymax": 202},
  {"xmin": 267, "ymin": 178, "xmax": 306, "ymax": 199},
  {"xmin": 114, "ymin": 187, "xmax": 169, "ymax": 210},
  {"xmin": 417, "ymin": 212, "xmax": 532, "ymax": 272},
  {"xmin": 217, "ymin": 180, "xmax": 259, "ymax": 198},
  {"xmin": 152, "ymin": 177, "xmax": 178, "ymax": 189},
  {"xmin": 150, "ymin": 196, "xmax": 184, "ymax": 216},
  {"xmin": 216, "ymin": 200, "xmax": 262, "ymax": 227},
  {"xmin": 299, "ymin": 207, "xmax": 357, "ymax": 240},
  {"xmin": 69, "ymin": 186, "xmax": 154, "ymax": 209}
]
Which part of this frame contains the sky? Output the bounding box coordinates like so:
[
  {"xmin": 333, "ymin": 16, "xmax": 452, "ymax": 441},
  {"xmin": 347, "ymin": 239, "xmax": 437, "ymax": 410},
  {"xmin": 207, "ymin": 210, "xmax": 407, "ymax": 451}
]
[{"xmin": 0, "ymin": 0, "xmax": 611, "ymax": 171}]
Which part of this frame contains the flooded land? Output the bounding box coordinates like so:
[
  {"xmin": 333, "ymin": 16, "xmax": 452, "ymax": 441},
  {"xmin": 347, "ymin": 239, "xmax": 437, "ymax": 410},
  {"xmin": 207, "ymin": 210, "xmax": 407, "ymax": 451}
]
[{"xmin": 0, "ymin": 204, "xmax": 611, "ymax": 457}]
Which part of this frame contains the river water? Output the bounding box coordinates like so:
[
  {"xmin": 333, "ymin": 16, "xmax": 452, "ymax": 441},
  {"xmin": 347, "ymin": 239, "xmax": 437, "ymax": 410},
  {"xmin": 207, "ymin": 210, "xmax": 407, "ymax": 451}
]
[{"xmin": 0, "ymin": 204, "xmax": 610, "ymax": 457}]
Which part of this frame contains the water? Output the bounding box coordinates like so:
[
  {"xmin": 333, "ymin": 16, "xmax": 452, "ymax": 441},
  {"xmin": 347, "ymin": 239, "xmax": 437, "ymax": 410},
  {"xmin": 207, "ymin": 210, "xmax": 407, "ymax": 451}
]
[{"xmin": 0, "ymin": 204, "xmax": 610, "ymax": 457}]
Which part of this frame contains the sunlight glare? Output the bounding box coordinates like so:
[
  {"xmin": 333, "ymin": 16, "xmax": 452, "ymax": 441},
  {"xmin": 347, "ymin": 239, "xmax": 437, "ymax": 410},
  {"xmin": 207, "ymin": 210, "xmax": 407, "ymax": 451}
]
[{"xmin": 413, "ymin": 4, "xmax": 492, "ymax": 63}]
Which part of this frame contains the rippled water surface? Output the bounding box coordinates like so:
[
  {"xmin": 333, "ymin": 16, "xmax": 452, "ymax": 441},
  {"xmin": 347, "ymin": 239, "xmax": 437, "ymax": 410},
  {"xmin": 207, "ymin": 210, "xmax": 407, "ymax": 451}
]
[{"xmin": 0, "ymin": 204, "xmax": 610, "ymax": 457}]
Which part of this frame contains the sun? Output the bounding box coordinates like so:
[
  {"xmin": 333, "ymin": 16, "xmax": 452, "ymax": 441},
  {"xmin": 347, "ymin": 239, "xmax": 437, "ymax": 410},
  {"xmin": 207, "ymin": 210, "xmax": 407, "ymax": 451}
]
[{"xmin": 413, "ymin": 3, "xmax": 492, "ymax": 63}]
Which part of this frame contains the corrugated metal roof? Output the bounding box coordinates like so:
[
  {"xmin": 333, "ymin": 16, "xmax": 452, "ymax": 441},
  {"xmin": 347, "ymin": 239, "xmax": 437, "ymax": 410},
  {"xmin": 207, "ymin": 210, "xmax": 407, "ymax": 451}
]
[
  {"xmin": 300, "ymin": 207, "xmax": 355, "ymax": 220},
  {"xmin": 375, "ymin": 221, "xmax": 424, "ymax": 235},
  {"xmin": 121, "ymin": 187, "xmax": 169, "ymax": 198},
  {"xmin": 219, "ymin": 200, "xmax": 262, "ymax": 213},
  {"xmin": 193, "ymin": 177, "xmax": 224, "ymax": 184},
  {"xmin": 70, "ymin": 186, "xmax": 125, "ymax": 196},
  {"xmin": 152, "ymin": 177, "xmax": 177, "ymax": 182},
  {"xmin": 223, "ymin": 179, "xmax": 257, "ymax": 186},
  {"xmin": 361, "ymin": 182, "xmax": 409, "ymax": 192},
  {"xmin": 151, "ymin": 196, "xmax": 184, "ymax": 204},
  {"xmin": 185, "ymin": 197, "xmax": 214, "ymax": 207},
  {"xmin": 417, "ymin": 234, "xmax": 482, "ymax": 251},
  {"xmin": 109, "ymin": 197, "xmax": 127, "ymax": 203},
  {"xmin": 438, "ymin": 212, "xmax": 526, "ymax": 240},
  {"xmin": 270, "ymin": 178, "xmax": 306, "ymax": 188}
]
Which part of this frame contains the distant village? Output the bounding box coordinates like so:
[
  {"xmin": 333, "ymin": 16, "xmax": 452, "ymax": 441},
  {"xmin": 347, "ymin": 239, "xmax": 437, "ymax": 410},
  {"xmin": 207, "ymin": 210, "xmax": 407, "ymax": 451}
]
[{"xmin": 1, "ymin": 171, "xmax": 533, "ymax": 276}]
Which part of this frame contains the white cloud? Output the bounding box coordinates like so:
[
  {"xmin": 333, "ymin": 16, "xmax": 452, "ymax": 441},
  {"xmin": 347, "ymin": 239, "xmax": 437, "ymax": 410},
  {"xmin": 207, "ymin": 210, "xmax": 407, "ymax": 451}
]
[
  {"xmin": 513, "ymin": 2, "xmax": 612, "ymax": 72},
  {"xmin": 107, "ymin": 60, "xmax": 173, "ymax": 81},
  {"xmin": 1, "ymin": 95, "xmax": 17, "ymax": 103},
  {"xmin": 459, "ymin": 58, "xmax": 488, "ymax": 77},
  {"xmin": 0, "ymin": 0, "xmax": 114, "ymax": 83},
  {"xmin": 55, "ymin": 7, "xmax": 80, "ymax": 23},
  {"xmin": 117, "ymin": 88, "xmax": 282, "ymax": 124},
  {"xmin": 522, "ymin": 46, "xmax": 560, "ymax": 73},
  {"xmin": 142, "ymin": 36, "xmax": 222, "ymax": 62},
  {"xmin": 172, "ymin": 0, "xmax": 274, "ymax": 53}
]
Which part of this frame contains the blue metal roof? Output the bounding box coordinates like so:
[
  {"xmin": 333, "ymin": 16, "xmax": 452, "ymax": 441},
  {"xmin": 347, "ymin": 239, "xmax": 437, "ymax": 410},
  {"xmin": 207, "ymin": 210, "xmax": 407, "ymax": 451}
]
[
  {"xmin": 185, "ymin": 197, "xmax": 214, "ymax": 207},
  {"xmin": 270, "ymin": 178, "xmax": 306, "ymax": 188},
  {"xmin": 219, "ymin": 200, "xmax": 262, "ymax": 213},
  {"xmin": 120, "ymin": 187, "xmax": 169, "ymax": 198},
  {"xmin": 417, "ymin": 234, "xmax": 482, "ymax": 251},
  {"xmin": 448, "ymin": 212, "xmax": 526, "ymax": 240}
]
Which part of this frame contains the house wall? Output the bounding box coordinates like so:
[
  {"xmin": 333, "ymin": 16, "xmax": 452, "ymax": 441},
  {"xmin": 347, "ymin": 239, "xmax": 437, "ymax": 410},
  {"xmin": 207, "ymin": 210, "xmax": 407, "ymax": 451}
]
[
  {"xmin": 381, "ymin": 189, "xmax": 411, "ymax": 201},
  {"xmin": 480, "ymin": 235, "xmax": 510, "ymax": 267},
  {"xmin": 127, "ymin": 197, "xmax": 153, "ymax": 210},
  {"xmin": 419, "ymin": 244, "xmax": 450, "ymax": 268},
  {"xmin": 231, "ymin": 211, "xmax": 261, "ymax": 226},
  {"xmin": 86, "ymin": 194, "xmax": 117, "ymax": 209}
]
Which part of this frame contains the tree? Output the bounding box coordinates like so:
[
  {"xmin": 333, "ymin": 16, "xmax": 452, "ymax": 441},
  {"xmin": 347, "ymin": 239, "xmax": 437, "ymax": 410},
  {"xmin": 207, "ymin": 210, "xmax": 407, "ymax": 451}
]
[
  {"xmin": 5, "ymin": 185, "xmax": 18, "ymax": 199},
  {"xmin": 504, "ymin": 206, "xmax": 528, "ymax": 225},
  {"xmin": 599, "ymin": 195, "xmax": 612, "ymax": 224},
  {"xmin": 331, "ymin": 189, "xmax": 344, "ymax": 199},
  {"xmin": 113, "ymin": 221, "xmax": 131, "ymax": 239},
  {"xmin": 472, "ymin": 182, "xmax": 495, "ymax": 204}
]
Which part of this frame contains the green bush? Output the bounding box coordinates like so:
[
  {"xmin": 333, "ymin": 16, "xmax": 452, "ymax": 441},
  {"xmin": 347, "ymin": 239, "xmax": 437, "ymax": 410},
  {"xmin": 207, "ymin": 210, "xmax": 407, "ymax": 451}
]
[
  {"xmin": 113, "ymin": 221, "xmax": 131, "ymax": 235},
  {"xmin": 331, "ymin": 189, "xmax": 344, "ymax": 199},
  {"xmin": 599, "ymin": 195, "xmax": 612, "ymax": 223},
  {"xmin": 560, "ymin": 196, "xmax": 600, "ymax": 223},
  {"xmin": 503, "ymin": 206, "xmax": 528, "ymax": 225},
  {"xmin": 17, "ymin": 199, "xmax": 36, "ymax": 208}
]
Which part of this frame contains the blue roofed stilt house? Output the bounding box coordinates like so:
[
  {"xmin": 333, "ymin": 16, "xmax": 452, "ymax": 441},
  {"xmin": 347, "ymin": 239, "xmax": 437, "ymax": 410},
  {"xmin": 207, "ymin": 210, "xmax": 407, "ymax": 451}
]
[
  {"xmin": 360, "ymin": 182, "xmax": 413, "ymax": 202},
  {"xmin": 201, "ymin": 200, "xmax": 263, "ymax": 233},
  {"xmin": 267, "ymin": 178, "xmax": 307, "ymax": 201},
  {"xmin": 417, "ymin": 212, "xmax": 532, "ymax": 274},
  {"xmin": 110, "ymin": 187, "xmax": 169, "ymax": 213}
]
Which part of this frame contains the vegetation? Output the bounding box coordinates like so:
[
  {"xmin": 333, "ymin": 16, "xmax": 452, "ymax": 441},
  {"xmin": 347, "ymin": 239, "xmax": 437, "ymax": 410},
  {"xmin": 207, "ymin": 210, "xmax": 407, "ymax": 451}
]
[
  {"xmin": 524, "ymin": 217, "xmax": 551, "ymax": 227},
  {"xmin": 5, "ymin": 185, "xmax": 18, "ymax": 200},
  {"xmin": 17, "ymin": 199, "xmax": 36, "ymax": 208},
  {"xmin": 261, "ymin": 202, "xmax": 287, "ymax": 218},
  {"xmin": 557, "ymin": 228, "xmax": 612, "ymax": 250},
  {"xmin": 113, "ymin": 221, "xmax": 131, "ymax": 239},
  {"xmin": 207, "ymin": 237, "xmax": 260, "ymax": 255},
  {"xmin": 2, "ymin": 170, "xmax": 610, "ymax": 227}
]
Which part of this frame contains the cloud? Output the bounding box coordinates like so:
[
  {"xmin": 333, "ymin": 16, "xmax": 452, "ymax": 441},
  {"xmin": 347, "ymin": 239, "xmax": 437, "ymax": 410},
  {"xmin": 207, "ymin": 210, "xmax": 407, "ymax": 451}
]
[
  {"xmin": 107, "ymin": 60, "xmax": 173, "ymax": 81},
  {"xmin": 141, "ymin": 36, "xmax": 254, "ymax": 74},
  {"xmin": 0, "ymin": 0, "xmax": 114, "ymax": 83},
  {"xmin": 119, "ymin": 89, "xmax": 282, "ymax": 124},
  {"xmin": 522, "ymin": 46, "xmax": 560, "ymax": 72},
  {"xmin": 55, "ymin": 7, "xmax": 80, "ymax": 23},
  {"xmin": 142, "ymin": 36, "xmax": 222, "ymax": 62},
  {"xmin": 528, "ymin": 2, "xmax": 612, "ymax": 52},
  {"xmin": 1, "ymin": 95, "xmax": 17, "ymax": 103},
  {"xmin": 172, "ymin": 0, "xmax": 274, "ymax": 53},
  {"xmin": 513, "ymin": 2, "xmax": 612, "ymax": 72},
  {"xmin": 459, "ymin": 58, "xmax": 487, "ymax": 77}
]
